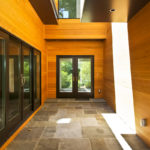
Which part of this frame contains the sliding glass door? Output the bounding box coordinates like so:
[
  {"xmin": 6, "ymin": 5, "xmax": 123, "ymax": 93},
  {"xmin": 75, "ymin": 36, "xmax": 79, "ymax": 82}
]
[
  {"xmin": 7, "ymin": 37, "xmax": 22, "ymax": 129},
  {"xmin": 0, "ymin": 29, "xmax": 41, "ymax": 146},
  {"xmin": 57, "ymin": 56, "xmax": 94, "ymax": 98}
]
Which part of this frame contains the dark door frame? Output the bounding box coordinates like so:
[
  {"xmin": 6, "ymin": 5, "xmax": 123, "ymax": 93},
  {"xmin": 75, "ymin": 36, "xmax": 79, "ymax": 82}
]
[
  {"xmin": 33, "ymin": 49, "xmax": 41, "ymax": 110},
  {"xmin": 56, "ymin": 55, "xmax": 94, "ymax": 98}
]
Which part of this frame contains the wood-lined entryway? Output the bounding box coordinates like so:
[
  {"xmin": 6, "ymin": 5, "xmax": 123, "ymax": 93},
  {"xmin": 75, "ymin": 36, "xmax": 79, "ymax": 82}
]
[{"xmin": 46, "ymin": 40, "xmax": 104, "ymax": 99}]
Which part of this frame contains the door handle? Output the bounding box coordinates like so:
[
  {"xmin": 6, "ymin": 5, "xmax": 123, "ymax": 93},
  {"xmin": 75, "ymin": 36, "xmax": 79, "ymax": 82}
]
[
  {"xmin": 21, "ymin": 74, "xmax": 26, "ymax": 87},
  {"xmin": 73, "ymin": 76, "xmax": 77, "ymax": 82}
]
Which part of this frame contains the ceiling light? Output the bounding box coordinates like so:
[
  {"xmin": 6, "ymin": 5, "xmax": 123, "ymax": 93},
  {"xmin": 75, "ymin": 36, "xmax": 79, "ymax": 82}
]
[{"xmin": 109, "ymin": 9, "xmax": 116, "ymax": 12}]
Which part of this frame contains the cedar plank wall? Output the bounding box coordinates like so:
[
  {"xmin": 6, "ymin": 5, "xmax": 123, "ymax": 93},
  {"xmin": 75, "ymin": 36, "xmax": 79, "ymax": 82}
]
[
  {"xmin": 128, "ymin": 2, "xmax": 150, "ymax": 146},
  {"xmin": 45, "ymin": 20, "xmax": 108, "ymax": 99},
  {"xmin": 0, "ymin": 0, "xmax": 47, "ymax": 103},
  {"xmin": 45, "ymin": 19, "xmax": 108, "ymax": 40},
  {"xmin": 46, "ymin": 40, "xmax": 104, "ymax": 98},
  {"xmin": 103, "ymin": 24, "xmax": 116, "ymax": 111}
]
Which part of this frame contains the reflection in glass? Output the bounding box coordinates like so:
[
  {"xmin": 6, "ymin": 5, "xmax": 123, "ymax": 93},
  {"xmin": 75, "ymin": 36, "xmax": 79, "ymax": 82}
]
[
  {"xmin": 23, "ymin": 45, "xmax": 32, "ymax": 109},
  {"xmin": 59, "ymin": 0, "xmax": 80, "ymax": 18},
  {"xmin": 0, "ymin": 38, "xmax": 5, "ymax": 130},
  {"xmin": 34, "ymin": 50, "xmax": 40, "ymax": 103},
  {"xmin": 78, "ymin": 58, "xmax": 91, "ymax": 92},
  {"xmin": 8, "ymin": 37, "xmax": 21, "ymax": 120},
  {"xmin": 60, "ymin": 58, "xmax": 73, "ymax": 92}
]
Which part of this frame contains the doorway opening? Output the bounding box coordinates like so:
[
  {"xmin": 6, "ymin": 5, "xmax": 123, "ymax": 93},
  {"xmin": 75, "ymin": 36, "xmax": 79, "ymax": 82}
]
[{"xmin": 56, "ymin": 55, "xmax": 94, "ymax": 98}]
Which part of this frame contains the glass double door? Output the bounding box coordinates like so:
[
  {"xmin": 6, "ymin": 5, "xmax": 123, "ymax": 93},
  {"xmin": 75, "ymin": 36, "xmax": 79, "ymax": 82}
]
[
  {"xmin": 0, "ymin": 31, "xmax": 32, "ymax": 143},
  {"xmin": 57, "ymin": 56, "xmax": 94, "ymax": 98}
]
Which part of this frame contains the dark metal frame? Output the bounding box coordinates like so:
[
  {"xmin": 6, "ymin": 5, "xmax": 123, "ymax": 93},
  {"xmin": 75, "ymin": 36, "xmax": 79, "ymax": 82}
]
[
  {"xmin": 21, "ymin": 42, "xmax": 33, "ymax": 118},
  {"xmin": 33, "ymin": 49, "xmax": 41, "ymax": 110},
  {"xmin": 0, "ymin": 27, "xmax": 41, "ymax": 146},
  {"xmin": 56, "ymin": 55, "xmax": 94, "ymax": 98}
]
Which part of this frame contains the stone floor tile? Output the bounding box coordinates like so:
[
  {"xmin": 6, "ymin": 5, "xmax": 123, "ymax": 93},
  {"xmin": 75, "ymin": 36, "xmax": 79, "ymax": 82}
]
[
  {"xmin": 36, "ymin": 139, "xmax": 59, "ymax": 150},
  {"xmin": 90, "ymin": 138, "xmax": 123, "ymax": 150},
  {"xmin": 80, "ymin": 118, "xmax": 99, "ymax": 127},
  {"xmin": 82, "ymin": 126, "xmax": 114, "ymax": 138},
  {"xmin": 26, "ymin": 121, "xmax": 49, "ymax": 128},
  {"xmin": 6, "ymin": 141, "xmax": 36, "ymax": 150},
  {"xmin": 6, "ymin": 99, "xmax": 150, "ymax": 150},
  {"xmin": 84, "ymin": 109, "xmax": 97, "ymax": 114},
  {"xmin": 105, "ymin": 138, "xmax": 123, "ymax": 150},
  {"xmin": 14, "ymin": 127, "xmax": 44, "ymax": 142},
  {"xmin": 54, "ymin": 122, "xmax": 82, "ymax": 138},
  {"xmin": 33, "ymin": 115, "xmax": 50, "ymax": 121},
  {"xmin": 36, "ymin": 110, "xmax": 57, "ymax": 116},
  {"xmin": 59, "ymin": 138, "xmax": 92, "ymax": 150},
  {"xmin": 42, "ymin": 127, "xmax": 56, "ymax": 138},
  {"xmin": 90, "ymin": 138, "xmax": 109, "ymax": 150}
]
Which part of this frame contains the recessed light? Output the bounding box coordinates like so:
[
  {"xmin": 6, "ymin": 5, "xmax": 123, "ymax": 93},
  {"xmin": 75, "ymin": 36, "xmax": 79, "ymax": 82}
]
[{"xmin": 109, "ymin": 9, "xmax": 116, "ymax": 12}]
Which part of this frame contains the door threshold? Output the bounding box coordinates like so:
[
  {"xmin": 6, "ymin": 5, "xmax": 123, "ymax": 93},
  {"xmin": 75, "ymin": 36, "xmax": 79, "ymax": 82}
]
[{"xmin": 75, "ymin": 98, "xmax": 90, "ymax": 101}]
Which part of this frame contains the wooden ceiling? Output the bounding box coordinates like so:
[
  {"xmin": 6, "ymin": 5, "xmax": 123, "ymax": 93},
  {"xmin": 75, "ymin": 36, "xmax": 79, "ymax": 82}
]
[
  {"xmin": 81, "ymin": 0, "xmax": 150, "ymax": 22},
  {"xmin": 29, "ymin": 0, "xmax": 58, "ymax": 24}
]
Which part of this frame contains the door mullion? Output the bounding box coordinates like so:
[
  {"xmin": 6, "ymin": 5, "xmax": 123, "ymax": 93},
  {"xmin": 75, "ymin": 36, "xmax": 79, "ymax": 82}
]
[
  {"xmin": 20, "ymin": 42, "xmax": 24, "ymax": 120},
  {"xmin": 74, "ymin": 57, "xmax": 78, "ymax": 98}
]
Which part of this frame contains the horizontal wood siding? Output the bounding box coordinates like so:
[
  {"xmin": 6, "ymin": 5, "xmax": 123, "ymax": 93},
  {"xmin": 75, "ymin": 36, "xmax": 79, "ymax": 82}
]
[
  {"xmin": 46, "ymin": 40, "xmax": 104, "ymax": 99},
  {"xmin": 45, "ymin": 19, "xmax": 108, "ymax": 40},
  {"xmin": 128, "ymin": 2, "xmax": 150, "ymax": 146}
]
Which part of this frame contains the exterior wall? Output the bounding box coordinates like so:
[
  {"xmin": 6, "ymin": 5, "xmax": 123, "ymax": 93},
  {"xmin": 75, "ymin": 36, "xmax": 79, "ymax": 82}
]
[{"xmin": 128, "ymin": 2, "xmax": 150, "ymax": 146}]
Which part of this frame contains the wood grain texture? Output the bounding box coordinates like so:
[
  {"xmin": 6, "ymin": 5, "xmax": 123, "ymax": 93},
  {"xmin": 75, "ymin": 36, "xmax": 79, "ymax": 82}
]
[
  {"xmin": 46, "ymin": 40, "xmax": 104, "ymax": 99},
  {"xmin": 45, "ymin": 19, "xmax": 108, "ymax": 39},
  {"xmin": 128, "ymin": 2, "xmax": 150, "ymax": 146},
  {"xmin": 103, "ymin": 24, "xmax": 116, "ymax": 111},
  {"xmin": 0, "ymin": 0, "xmax": 47, "ymax": 103}
]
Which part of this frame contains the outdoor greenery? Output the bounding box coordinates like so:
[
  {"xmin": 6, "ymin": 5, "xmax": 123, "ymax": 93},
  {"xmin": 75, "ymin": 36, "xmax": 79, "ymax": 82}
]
[
  {"xmin": 60, "ymin": 60, "xmax": 72, "ymax": 89},
  {"xmin": 78, "ymin": 60, "xmax": 91, "ymax": 89},
  {"xmin": 60, "ymin": 59, "xmax": 91, "ymax": 89},
  {"xmin": 24, "ymin": 60, "xmax": 30, "ymax": 89},
  {"xmin": 59, "ymin": 0, "xmax": 77, "ymax": 18}
]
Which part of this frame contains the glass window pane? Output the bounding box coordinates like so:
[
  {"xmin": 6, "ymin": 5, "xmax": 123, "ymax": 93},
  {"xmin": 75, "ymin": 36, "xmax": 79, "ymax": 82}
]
[
  {"xmin": 34, "ymin": 50, "xmax": 41, "ymax": 103},
  {"xmin": 60, "ymin": 58, "xmax": 73, "ymax": 92},
  {"xmin": 78, "ymin": 58, "xmax": 91, "ymax": 93},
  {"xmin": 0, "ymin": 38, "xmax": 5, "ymax": 131},
  {"xmin": 59, "ymin": 0, "xmax": 80, "ymax": 18},
  {"xmin": 8, "ymin": 37, "xmax": 21, "ymax": 120},
  {"xmin": 23, "ymin": 45, "xmax": 32, "ymax": 108}
]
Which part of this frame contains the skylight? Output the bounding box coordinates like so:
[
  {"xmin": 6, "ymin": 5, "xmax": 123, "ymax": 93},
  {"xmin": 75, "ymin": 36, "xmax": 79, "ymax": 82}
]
[{"xmin": 58, "ymin": 0, "xmax": 81, "ymax": 19}]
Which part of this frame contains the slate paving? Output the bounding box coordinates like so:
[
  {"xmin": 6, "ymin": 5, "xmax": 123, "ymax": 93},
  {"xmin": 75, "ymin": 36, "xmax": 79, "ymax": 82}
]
[{"xmin": 6, "ymin": 99, "xmax": 149, "ymax": 150}]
